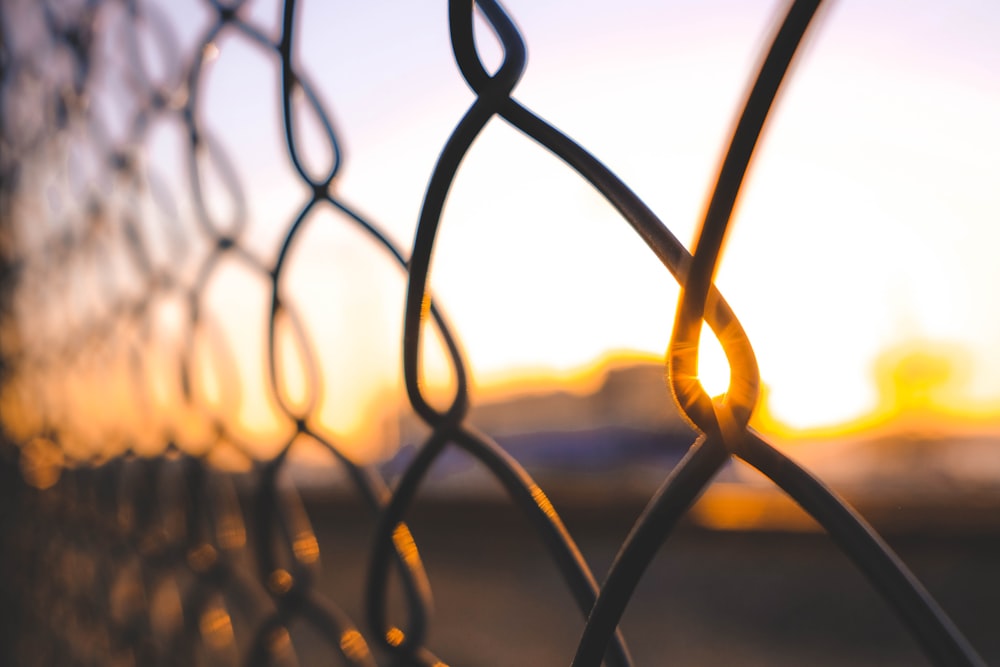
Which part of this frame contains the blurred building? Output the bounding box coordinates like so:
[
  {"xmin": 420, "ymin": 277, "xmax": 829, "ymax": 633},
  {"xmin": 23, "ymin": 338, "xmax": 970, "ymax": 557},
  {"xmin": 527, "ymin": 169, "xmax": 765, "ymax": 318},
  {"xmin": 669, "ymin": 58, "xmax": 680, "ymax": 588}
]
[{"xmin": 399, "ymin": 361, "xmax": 691, "ymax": 443}]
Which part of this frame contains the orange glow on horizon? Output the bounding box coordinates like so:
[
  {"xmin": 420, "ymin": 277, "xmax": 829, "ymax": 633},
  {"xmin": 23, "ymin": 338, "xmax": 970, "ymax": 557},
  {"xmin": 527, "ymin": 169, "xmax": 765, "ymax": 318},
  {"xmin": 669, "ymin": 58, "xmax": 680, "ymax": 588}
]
[
  {"xmin": 8, "ymin": 332, "xmax": 1000, "ymax": 473},
  {"xmin": 752, "ymin": 338, "xmax": 1000, "ymax": 445}
]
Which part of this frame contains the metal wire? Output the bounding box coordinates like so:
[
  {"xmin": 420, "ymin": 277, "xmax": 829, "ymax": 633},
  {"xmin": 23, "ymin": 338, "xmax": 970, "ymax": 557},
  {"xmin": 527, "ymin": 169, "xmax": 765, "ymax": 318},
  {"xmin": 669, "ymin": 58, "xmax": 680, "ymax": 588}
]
[{"xmin": 0, "ymin": 0, "xmax": 988, "ymax": 665}]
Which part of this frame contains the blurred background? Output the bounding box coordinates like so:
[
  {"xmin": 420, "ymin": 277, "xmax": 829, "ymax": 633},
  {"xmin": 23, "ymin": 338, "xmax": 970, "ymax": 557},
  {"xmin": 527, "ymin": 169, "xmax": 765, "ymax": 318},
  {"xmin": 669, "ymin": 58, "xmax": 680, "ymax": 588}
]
[{"xmin": 1, "ymin": 0, "xmax": 999, "ymax": 664}]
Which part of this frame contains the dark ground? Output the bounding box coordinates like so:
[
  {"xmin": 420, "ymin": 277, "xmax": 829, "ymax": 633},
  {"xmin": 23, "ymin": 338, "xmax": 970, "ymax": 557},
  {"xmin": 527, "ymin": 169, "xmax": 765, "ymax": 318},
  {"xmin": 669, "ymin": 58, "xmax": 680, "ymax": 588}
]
[{"xmin": 300, "ymin": 495, "xmax": 1000, "ymax": 666}]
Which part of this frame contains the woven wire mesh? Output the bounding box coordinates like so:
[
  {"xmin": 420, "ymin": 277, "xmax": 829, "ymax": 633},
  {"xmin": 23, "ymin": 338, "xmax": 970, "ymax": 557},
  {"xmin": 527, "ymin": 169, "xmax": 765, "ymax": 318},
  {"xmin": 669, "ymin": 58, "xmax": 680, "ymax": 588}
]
[{"xmin": 0, "ymin": 0, "xmax": 991, "ymax": 665}]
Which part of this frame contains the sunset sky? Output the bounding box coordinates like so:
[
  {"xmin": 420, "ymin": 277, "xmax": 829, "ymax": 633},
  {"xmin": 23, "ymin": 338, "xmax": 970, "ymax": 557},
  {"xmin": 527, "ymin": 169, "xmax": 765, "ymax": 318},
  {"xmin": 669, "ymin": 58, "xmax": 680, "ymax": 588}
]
[{"xmin": 10, "ymin": 0, "xmax": 1000, "ymax": 460}]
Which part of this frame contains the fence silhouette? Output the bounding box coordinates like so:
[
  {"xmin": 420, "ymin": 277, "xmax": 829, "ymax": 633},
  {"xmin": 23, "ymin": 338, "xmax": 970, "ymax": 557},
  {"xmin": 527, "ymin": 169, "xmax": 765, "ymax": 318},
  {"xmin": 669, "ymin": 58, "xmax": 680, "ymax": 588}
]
[{"xmin": 0, "ymin": 0, "xmax": 990, "ymax": 665}]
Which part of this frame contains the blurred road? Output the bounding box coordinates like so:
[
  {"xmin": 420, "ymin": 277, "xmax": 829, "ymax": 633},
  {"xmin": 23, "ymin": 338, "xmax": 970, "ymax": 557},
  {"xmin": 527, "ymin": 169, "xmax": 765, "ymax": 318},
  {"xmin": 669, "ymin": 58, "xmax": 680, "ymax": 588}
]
[{"xmin": 298, "ymin": 496, "xmax": 1000, "ymax": 666}]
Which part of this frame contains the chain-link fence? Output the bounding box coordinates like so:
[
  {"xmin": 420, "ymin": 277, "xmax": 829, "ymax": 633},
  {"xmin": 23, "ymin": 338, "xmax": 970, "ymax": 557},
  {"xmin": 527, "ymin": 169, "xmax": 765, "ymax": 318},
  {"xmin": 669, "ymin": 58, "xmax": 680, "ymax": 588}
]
[{"xmin": 0, "ymin": 0, "xmax": 993, "ymax": 665}]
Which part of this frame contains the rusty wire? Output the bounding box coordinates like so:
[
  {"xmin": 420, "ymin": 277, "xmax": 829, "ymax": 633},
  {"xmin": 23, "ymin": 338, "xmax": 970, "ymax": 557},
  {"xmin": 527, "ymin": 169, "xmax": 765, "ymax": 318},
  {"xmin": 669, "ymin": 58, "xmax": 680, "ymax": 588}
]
[{"xmin": 0, "ymin": 0, "xmax": 989, "ymax": 665}]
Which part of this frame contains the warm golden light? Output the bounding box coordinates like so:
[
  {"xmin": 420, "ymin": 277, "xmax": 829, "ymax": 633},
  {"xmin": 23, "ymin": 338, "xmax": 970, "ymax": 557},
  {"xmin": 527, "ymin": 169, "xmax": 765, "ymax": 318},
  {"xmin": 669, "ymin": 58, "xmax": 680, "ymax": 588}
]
[
  {"xmin": 385, "ymin": 627, "xmax": 405, "ymax": 648},
  {"xmin": 752, "ymin": 339, "xmax": 1000, "ymax": 442},
  {"xmin": 199, "ymin": 607, "xmax": 234, "ymax": 650},
  {"xmin": 392, "ymin": 524, "xmax": 421, "ymax": 570},
  {"xmin": 292, "ymin": 530, "xmax": 320, "ymax": 565},
  {"xmin": 529, "ymin": 484, "xmax": 559, "ymax": 521},
  {"xmin": 692, "ymin": 337, "xmax": 1000, "ymax": 532},
  {"xmin": 691, "ymin": 482, "xmax": 819, "ymax": 533},
  {"xmin": 339, "ymin": 629, "xmax": 370, "ymax": 661},
  {"xmin": 697, "ymin": 323, "xmax": 732, "ymax": 399}
]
